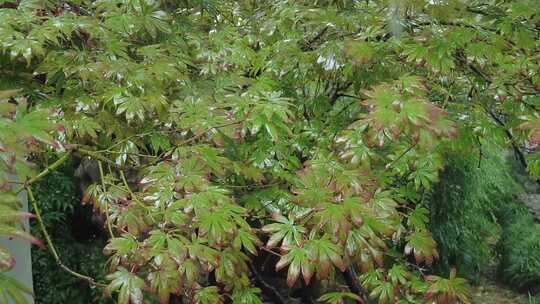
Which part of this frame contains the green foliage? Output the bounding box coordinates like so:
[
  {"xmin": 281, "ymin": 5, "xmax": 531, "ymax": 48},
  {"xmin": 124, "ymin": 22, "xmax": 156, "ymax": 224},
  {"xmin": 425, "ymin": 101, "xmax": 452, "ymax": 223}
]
[
  {"xmin": 429, "ymin": 136, "xmax": 540, "ymax": 292},
  {"xmin": 0, "ymin": 0, "xmax": 539, "ymax": 303},
  {"xmin": 425, "ymin": 269, "xmax": 470, "ymax": 304},
  {"xmin": 31, "ymin": 159, "xmax": 78, "ymax": 225},
  {"xmin": 528, "ymin": 295, "xmax": 540, "ymax": 304},
  {"xmin": 427, "ymin": 140, "xmax": 521, "ymax": 282},
  {"xmin": 30, "ymin": 161, "xmax": 112, "ymax": 304},
  {"xmin": 31, "ymin": 236, "xmax": 111, "ymax": 304},
  {"xmin": 0, "ymin": 88, "xmax": 56, "ymax": 302},
  {"xmin": 496, "ymin": 202, "xmax": 540, "ymax": 291},
  {"xmin": 0, "ymin": 271, "xmax": 32, "ymax": 304},
  {"xmin": 318, "ymin": 291, "xmax": 361, "ymax": 304}
]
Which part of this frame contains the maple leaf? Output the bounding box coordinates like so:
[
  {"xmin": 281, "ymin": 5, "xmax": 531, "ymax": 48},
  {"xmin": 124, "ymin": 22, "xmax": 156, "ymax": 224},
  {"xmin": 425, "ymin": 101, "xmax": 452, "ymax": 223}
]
[
  {"xmin": 318, "ymin": 291, "xmax": 362, "ymax": 304},
  {"xmin": 405, "ymin": 231, "xmax": 439, "ymax": 265},
  {"xmin": 425, "ymin": 269, "xmax": 471, "ymax": 304},
  {"xmin": 276, "ymin": 246, "xmax": 313, "ymax": 287},
  {"xmin": 106, "ymin": 267, "xmax": 146, "ymax": 304},
  {"xmin": 261, "ymin": 214, "xmax": 306, "ymax": 250},
  {"xmin": 306, "ymin": 237, "xmax": 347, "ymax": 279},
  {"xmin": 194, "ymin": 286, "xmax": 224, "ymax": 304}
]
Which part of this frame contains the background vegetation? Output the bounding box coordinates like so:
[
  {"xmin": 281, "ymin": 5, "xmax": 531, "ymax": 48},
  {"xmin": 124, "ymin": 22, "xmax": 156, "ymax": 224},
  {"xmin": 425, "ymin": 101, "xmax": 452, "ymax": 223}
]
[
  {"xmin": 0, "ymin": 1, "xmax": 539, "ymax": 303},
  {"xmin": 30, "ymin": 158, "xmax": 111, "ymax": 304}
]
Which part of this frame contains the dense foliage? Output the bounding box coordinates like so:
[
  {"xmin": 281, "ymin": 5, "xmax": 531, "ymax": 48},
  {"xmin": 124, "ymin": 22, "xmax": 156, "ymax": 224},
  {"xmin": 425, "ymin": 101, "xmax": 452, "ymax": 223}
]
[
  {"xmin": 428, "ymin": 144, "xmax": 520, "ymax": 282},
  {"xmin": 428, "ymin": 142, "xmax": 540, "ymax": 291},
  {"xmin": 496, "ymin": 199, "xmax": 540, "ymax": 292},
  {"xmin": 0, "ymin": 0, "xmax": 539, "ymax": 303},
  {"xmin": 30, "ymin": 160, "xmax": 111, "ymax": 304}
]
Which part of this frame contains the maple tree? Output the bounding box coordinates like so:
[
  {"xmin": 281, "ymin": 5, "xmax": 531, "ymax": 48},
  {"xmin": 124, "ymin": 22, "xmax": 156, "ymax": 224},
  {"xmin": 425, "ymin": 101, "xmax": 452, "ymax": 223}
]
[{"xmin": 0, "ymin": 0, "xmax": 539, "ymax": 303}]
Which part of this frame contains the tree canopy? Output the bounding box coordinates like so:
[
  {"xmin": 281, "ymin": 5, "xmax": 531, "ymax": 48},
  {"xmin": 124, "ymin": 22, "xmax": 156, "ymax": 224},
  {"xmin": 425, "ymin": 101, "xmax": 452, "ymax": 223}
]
[{"xmin": 0, "ymin": 0, "xmax": 539, "ymax": 303}]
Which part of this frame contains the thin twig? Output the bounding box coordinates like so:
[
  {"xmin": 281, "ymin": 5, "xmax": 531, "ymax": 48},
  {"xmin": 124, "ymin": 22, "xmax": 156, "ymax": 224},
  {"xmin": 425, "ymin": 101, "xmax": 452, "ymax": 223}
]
[
  {"xmin": 476, "ymin": 136, "xmax": 483, "ymax": 169},
  {"xmin": 383, "ymin": 142, "xmax": 419, "ymax": 172},
  {"xmin": 485, "ymin": 109, "xmax": 529, "ymax": 169},
  {"xmin": 98, "ymin": 161, "xmax": 115, "ymax": 239},
  {"xmin": 259, "ymin": 246, "xmax": 282, "ymax": 257}
]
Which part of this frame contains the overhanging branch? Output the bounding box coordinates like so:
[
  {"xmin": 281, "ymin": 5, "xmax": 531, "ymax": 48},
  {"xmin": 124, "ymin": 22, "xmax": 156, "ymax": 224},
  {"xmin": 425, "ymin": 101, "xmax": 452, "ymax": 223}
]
[{"xmin": 27, "ymin": 185, "xmax": 107, "ymax": 288}]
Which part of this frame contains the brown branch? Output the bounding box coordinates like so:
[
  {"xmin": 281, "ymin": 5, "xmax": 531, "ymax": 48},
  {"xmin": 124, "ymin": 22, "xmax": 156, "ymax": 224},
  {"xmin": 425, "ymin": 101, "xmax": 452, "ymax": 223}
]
[
  {"xmin": 476, "ymin": 136, "xmax": 484, "ymax": 169},
  {"xmin": 330, "ymin": 81, "xmax": 353, "ymax": 105},
  {"xmin": 485, "ymin": 109, "xmax": 529, "ymax": 169},
  {"xmin": 343, "ymin": 267, "xmax": 369, "ymax": 303},
  {"xmin": 76, "ymin": 147, "xmax": 130, "ymax": 170},
  {"xmin": 248, "ymin": 264, "xmax": 288, "ymax": 304},
  {"xmin": 302, "ymin": 26, "xmax": 329, "ymax": 51},
  {"xmin": 333, "ymin": 93, "xmax": 369, "ymax": 118}
]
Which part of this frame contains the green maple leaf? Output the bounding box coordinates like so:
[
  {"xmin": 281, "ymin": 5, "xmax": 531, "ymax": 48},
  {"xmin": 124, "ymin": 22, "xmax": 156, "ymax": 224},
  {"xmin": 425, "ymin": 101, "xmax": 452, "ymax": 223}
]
[
  {"xmin": 104, "ymin": 236, "xmax": 138, "ymax": 256},
  {"xmin": 275, "ymin": 246, "xmax": 313, "ymax": 287},
  {"xmin": 345, "ymin": 228, "xmax": 386, "ymax": 270},
  {"xmin": 407, "ymin": 207, "xmax": 429, "ymax": 231},
  {"xmin": 116, "ymin": 205, "xmax": 151, "ymax": 235},
  {"xmin": 231, "ymin": 286, "xmax": 263, "ymax": 304},
  {"xmin": 318, "ymin": 291, "xmax": 362, "ymax": 304},
  {"xmin": 425, "ymin": 269, "xmax": 470, "ymax": 304},
  {"xmin": 0, "ymin": 225, "xmax": 42, "ymax": 248},
  {"xmin": 313, "ymin": 202, "xmax": 350, "ymax": 236},
  {"xmin": 148, "ymin": 254, "xmax": 182, "ymax": 304},
  {"xmin": 215, "ymin": 249, "xmax": 249, "ymax": 283},
  {"xmin": 306, "ymin": 237, "xmax": 346, "ymax": 279},
  {"xmin": 233, "ymin": 229, "xmax": 261, "ymax": 255},
  {"xmin": 261, "ymin": 214, "xmax": 306, "ymax": 250},
  {"xmin": 185, "ymin": 238, "xmax": 220, "ymax": 271},
  {"xmin": 195, "ymin": 286, "xmax": 224, "ymax": 304},
  {"xmin": 369, "ymin": 280, "xmax": 395, "ymax": 304},
  {"xmin": 106, "ymin": 267, "xmax": 146, "ymax": 304},
  {"xmin": 405, "ymin": 231, "xmax": 439, "ymax": 266},
  {"xmin": 388, "ymin": 264, "xmax": 409, "ymax": 287},
  {"xmin": 0, "ymin": 246, "xmax": 15, "ymax": 271}
]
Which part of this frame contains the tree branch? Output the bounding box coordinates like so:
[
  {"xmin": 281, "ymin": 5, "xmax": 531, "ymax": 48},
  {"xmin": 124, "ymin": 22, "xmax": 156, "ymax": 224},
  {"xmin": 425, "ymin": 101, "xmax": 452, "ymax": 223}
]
[
  {"xmin": 27, "ymin": 185, "xmax": 107, "ymax": 288},
  {"xmin": 302, "ymin": 26, "xmax": 329, "ymax": 51},
  {"xmin": 343, "ymin": 267, "xmax": 369, "ymax": 303},
  {"xmin": 15, "ymin": 152, "xmax": 72, "ymax": 194},
  {"xmin": 147, "ymin": 120, "xmax": 244, "ymax": 167},
  {"xmin": 412, "ymin": 20, "xmax": 497, "ymax": 33},
  {"xmin": 248, "ymin": 264, "xmax": 288, "ymax": 304},
  {"xmin": 485, "ymin": 109, "xmax": 529, "ymax": 169}
]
